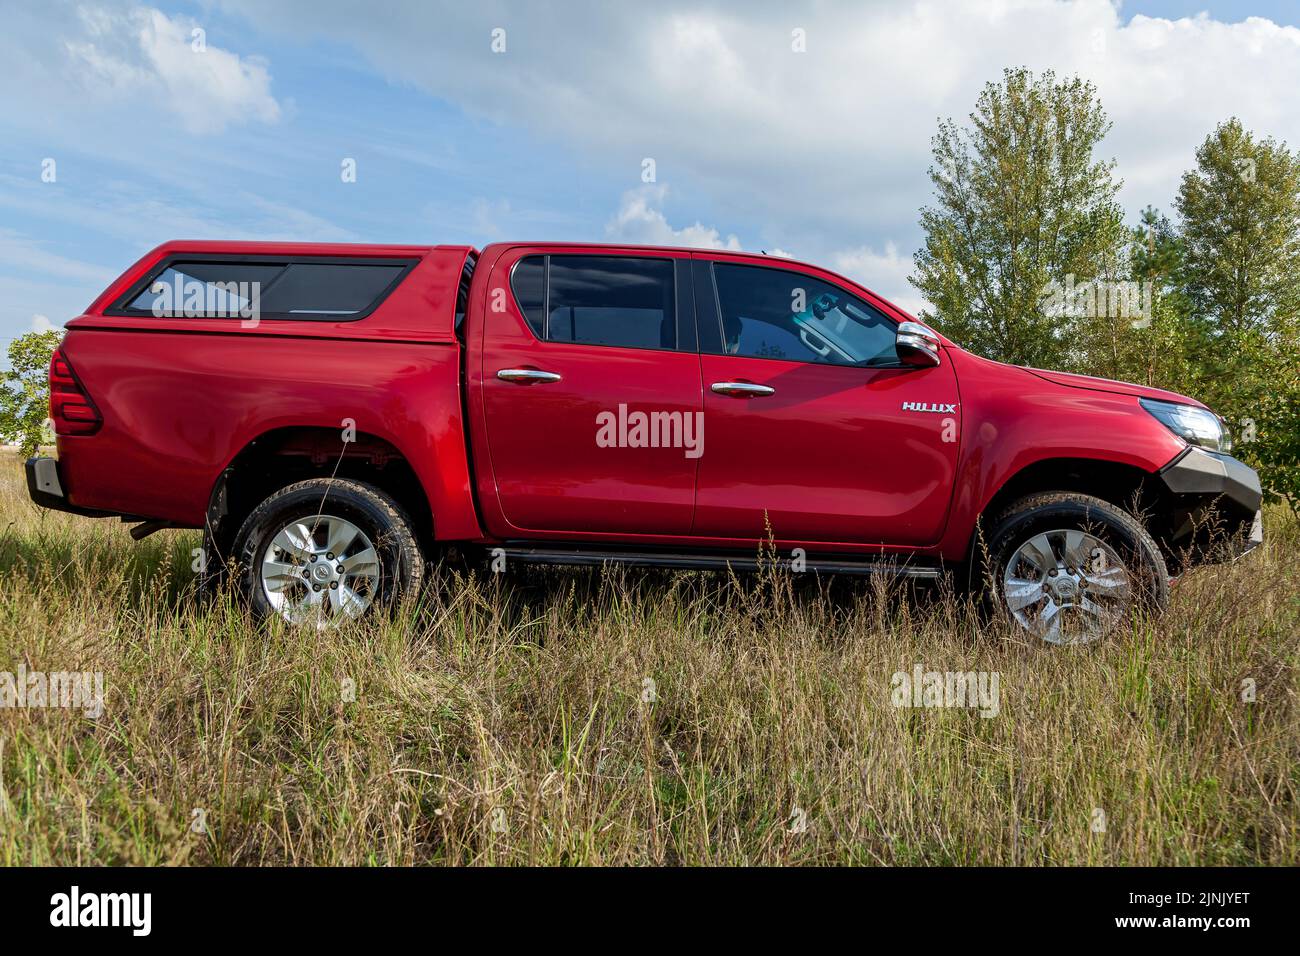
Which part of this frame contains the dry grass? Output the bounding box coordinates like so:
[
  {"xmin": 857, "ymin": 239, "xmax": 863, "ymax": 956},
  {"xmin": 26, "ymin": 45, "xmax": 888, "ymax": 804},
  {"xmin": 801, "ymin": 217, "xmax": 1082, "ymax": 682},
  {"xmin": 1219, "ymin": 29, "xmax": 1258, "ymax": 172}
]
[{"xmin": 0, "ymin": 452, "xmax": 1296, "ymax": 865}]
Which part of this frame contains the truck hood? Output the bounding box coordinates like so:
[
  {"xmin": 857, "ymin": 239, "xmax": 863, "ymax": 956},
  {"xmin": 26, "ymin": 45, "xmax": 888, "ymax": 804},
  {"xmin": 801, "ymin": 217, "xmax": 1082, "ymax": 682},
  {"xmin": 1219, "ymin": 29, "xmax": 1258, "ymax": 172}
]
[{"xmin": 1023, "ymin": 367, "xmax": 1207, "ymax": 409}]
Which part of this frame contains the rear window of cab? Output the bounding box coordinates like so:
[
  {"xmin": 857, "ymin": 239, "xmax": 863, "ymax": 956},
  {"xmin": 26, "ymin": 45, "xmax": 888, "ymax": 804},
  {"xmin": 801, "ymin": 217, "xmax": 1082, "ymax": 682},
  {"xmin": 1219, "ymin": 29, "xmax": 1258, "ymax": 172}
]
[
  {"xmin": 109, "ymin": 256, "xmax": 416, "ymax": 321},
  {"xmin": 509, "ymin": 254, "xmax": 678, "ymax": 350}
]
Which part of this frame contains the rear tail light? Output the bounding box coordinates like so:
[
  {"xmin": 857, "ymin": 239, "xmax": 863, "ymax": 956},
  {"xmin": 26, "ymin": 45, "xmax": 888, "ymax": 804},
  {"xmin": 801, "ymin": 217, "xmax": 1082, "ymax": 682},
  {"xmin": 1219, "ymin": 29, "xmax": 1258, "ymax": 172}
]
[{"xmin": 49, "ymin": 349, "xmax": 102, "ymax": 436}]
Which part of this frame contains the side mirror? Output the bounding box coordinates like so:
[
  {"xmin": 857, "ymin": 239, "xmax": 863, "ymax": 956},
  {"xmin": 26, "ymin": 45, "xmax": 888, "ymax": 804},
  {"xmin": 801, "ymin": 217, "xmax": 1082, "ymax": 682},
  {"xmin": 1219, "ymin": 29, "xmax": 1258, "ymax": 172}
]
[{"xmin": 896, "ymin": 321, "xmax": 941, "ymax": 368}]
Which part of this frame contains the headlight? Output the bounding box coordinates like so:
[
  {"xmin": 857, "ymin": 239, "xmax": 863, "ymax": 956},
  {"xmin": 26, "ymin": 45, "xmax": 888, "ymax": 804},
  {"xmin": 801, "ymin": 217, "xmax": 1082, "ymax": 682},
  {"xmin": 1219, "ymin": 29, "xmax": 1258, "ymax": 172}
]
[{"xmin": 1140, "ymin": 398, "xmax": 1231, "ymax": 453}]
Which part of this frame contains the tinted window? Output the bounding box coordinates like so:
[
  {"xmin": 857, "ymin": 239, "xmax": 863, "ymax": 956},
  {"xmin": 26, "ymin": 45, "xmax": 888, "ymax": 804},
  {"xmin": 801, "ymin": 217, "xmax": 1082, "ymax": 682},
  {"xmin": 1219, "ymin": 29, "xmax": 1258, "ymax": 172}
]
[
  {"xmin": 260, "ymin": 263, "xmax": 405, "ymax": 315},
  {"xmin": 510, "ymin": 255, "xmax": 675, "ymax": 349},
  {"xmin": 510, "ymin": 256, "xmax": 546, "ymax": 338},
  {"xmin": 123, "ymin": 259, "xmax": 409, "ymax": 319},
  {"xmin": 712, "ymin": 263, "xmax": 898, "ymax": 366},
  {"xmin": 127, "ymin": 262, "xmax": 282, "ymax": 317}
]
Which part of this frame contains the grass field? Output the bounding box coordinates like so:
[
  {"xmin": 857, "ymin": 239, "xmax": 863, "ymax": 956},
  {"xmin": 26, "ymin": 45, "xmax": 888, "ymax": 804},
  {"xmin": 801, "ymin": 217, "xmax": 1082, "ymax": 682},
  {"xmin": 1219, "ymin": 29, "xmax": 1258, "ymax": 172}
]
[{"xmin": 0, "ymin": 452, "xmax": 1296, "ymax": 865}]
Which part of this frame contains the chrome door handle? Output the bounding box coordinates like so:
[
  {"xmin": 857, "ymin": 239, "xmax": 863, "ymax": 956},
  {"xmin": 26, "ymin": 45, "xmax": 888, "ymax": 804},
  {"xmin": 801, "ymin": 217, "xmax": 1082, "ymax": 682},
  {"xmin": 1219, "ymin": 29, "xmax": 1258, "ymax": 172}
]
[
  {"xmin": 711, "ymin": 381, "xmax": 775, "ymax": 398},
  {"xmin": 497, "ymin": 368, "xmax": 562, "ymax": 384}
]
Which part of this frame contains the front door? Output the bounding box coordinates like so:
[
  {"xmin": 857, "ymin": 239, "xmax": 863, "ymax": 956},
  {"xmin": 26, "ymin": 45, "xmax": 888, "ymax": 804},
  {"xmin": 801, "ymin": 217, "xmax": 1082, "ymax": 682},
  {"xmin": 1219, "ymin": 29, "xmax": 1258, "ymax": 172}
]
[{"xmin": 691, "ymin": 258, "xmax": 961, "ymax": 547}]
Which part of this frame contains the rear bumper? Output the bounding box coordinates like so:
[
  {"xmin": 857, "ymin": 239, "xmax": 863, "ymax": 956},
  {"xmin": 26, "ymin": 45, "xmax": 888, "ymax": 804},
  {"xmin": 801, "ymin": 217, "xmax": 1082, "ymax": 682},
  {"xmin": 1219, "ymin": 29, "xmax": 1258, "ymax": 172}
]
[
  {"xmin": 1157, "ymin": 446, "xmax": 1263, "ymax": 563},
  {"xmin": 25, "ymin": 455, "xmax": 119, "ymax": 518}
]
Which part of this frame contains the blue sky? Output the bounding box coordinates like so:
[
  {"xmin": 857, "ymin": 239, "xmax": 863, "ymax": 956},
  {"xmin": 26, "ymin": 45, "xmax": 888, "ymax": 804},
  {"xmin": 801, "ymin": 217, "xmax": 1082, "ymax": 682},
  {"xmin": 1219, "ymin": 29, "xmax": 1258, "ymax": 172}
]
[
  {"xmin": 3, "ymin": 0, "xmax": 1300, "ymax": 351},
  {"xmin": 1129, "ymin": 1, "xmax": 1298, "ymax": 23}
]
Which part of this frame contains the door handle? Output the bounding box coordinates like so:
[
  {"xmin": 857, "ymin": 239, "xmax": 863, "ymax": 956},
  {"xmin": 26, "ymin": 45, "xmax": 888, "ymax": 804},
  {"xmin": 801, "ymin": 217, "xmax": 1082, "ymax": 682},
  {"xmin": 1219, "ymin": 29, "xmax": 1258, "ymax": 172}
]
[
  {"xmin": 497, "ymin": 368, "xmax": 562, "ymax": 384},
  {"xmin": 711, "ymin": 381, "xmax": 775, "ymax": 398}
]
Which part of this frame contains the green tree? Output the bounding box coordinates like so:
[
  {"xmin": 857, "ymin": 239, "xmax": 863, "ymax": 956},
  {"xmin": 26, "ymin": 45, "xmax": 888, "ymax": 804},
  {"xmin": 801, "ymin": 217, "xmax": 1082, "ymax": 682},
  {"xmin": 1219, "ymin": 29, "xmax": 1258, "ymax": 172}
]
[
  {"xmin": 1075, "ymin": 206, "xmax": 1196, "ymax": 390},
  {"xmin": 1178, "ymin": 118, "xmax": 1300, "ymax": 341},
  {"xmin": 1175, "ymin": 118, "xmax": 1300, "ymax": 508},
  {"xmin": 911, "ymin": 68, "xmax": 1126, "ymax": 369},
  {"xmin": 1, "ymin": 329, "xmax": 63, "ymax": 457}
]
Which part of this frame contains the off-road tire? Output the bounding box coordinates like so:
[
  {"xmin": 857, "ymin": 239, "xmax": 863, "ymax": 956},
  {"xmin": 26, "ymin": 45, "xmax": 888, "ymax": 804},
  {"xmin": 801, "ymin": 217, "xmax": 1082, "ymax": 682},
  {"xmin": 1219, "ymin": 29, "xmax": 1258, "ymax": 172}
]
[
  {"xmin": 232, "ymin": 478, "xmax": 424, "ymax": 624},
  {"xmin": 984, "ymin": 491, "xmax": 1169, "ymax": 644}
]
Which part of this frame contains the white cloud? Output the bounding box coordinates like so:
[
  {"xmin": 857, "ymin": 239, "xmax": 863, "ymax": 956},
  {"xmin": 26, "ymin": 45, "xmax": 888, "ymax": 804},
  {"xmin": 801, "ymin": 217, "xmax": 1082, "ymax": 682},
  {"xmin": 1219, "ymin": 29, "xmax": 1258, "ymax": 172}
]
[
  {"xmin": 2, "ymin": 2, "xmax": 281, "ymax": 137},
  {"xmin": 210, "ymin": 0, "xmax": 1300, "ymax": 311},
  {"xmin": 31, "ymin": 314, "xmax": 58, "ymax": 333},
  {"xmin": 65, "ymin": 6, "xmax": 282, "ymax": 134},
  {"xmin": 607, "ymin": 186, "xmax": 742, "ymax": 250},
  {"xmin": 832, "ymin": 242, "xmax": 926, "ymax": 317},
  {"xmin": 5, "ymin": 0, "xmax": 1295, "ymax": 332}
]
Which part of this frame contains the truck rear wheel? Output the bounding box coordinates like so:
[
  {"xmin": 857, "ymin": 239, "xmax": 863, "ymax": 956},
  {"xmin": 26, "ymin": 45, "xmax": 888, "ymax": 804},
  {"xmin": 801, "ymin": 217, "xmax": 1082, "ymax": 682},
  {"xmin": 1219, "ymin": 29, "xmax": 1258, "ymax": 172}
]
[
  {"xmin": 233, "ymin": 478, "xmax": 424, "ymax": 627},
  {"xmin": 985, "ymin": 492, "xmax": 1169, "ymax": 645}
]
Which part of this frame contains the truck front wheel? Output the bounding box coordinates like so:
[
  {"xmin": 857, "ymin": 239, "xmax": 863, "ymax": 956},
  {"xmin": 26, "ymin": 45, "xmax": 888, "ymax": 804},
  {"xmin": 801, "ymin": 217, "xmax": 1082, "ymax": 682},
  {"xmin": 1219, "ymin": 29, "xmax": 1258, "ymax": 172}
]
[
  {"xmin": 985, "ymin": 492, "xmax": 1169, "ymax": 645},
  {"xmin": 233, "ymin": 478, "xmax": 424, "ymax": 627}
]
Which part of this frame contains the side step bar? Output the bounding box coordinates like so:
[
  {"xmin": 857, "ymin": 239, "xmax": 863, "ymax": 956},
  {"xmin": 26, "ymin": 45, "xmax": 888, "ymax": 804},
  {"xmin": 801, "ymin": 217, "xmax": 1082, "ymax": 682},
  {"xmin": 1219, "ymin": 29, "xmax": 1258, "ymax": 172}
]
[{"xmin": 497, "ymin": 545, "xmax": 942, "ymax": 579}]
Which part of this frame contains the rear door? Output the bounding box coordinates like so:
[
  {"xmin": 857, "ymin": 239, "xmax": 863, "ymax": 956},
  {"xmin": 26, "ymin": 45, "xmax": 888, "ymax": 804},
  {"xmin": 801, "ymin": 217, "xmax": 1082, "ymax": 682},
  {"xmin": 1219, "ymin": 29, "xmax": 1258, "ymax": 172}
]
[
  {"xmin": 691, "ymin": 256, "xmax": 961, "ymax": 546},
  {"xmin": 479, "ymin": 248, "xmax": 702, "ymax": 536}
]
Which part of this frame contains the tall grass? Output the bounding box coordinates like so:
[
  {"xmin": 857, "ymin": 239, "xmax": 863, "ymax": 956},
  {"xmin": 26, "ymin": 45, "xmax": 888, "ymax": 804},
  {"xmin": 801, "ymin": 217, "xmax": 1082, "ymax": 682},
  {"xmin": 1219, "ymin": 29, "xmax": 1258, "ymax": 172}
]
[{"xmin": 0, "ymin": 453, "xmax": 1296, "ymax": 865}]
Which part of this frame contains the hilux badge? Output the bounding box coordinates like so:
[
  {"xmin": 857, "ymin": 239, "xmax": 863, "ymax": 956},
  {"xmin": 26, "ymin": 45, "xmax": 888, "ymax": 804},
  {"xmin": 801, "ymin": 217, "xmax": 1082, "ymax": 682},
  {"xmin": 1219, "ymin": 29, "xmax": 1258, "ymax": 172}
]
[{"xmin": 902, "ymin": 401, "xmax": 958, "ymax": 414}]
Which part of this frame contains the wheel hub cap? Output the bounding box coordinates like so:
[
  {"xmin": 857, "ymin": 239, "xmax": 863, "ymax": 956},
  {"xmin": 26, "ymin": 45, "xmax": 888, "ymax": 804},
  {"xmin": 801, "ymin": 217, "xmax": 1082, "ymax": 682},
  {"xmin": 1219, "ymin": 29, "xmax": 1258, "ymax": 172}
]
[
  {"xmin": 1002, "ymin": 528, "xmax": 1132, "ymax": 644},
  {"xmin": 1051, "ymin": 576, "xmax": 1078, "ymax": 600},
  {"xmin": 260, "ymin": 514, "xmax": 380, "ymax": 627}
]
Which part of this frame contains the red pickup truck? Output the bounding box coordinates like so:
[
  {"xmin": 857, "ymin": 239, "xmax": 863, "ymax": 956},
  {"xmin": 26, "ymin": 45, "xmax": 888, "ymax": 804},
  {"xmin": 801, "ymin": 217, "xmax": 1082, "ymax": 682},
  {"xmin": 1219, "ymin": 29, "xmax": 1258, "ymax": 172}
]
[{"xmin": 27, "ymin": 240, "xmax": 1262, "ymax": 644}]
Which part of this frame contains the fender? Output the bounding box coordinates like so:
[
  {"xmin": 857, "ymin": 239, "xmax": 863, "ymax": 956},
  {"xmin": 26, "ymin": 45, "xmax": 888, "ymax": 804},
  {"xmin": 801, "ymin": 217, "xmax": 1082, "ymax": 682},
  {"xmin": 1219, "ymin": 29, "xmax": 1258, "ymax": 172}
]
[{"xmin": 936, "ymin": 350, "xmax": 1186, "ymax": 561}]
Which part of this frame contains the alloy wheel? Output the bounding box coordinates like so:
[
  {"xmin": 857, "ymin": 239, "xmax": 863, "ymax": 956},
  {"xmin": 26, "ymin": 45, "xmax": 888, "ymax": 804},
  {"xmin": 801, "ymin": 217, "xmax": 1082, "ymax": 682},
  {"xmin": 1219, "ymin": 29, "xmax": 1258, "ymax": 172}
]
[
  {"xmin": 1002, "ymin": 528, "xmax": 1132, "ymax": 644},
  {"xmin": 259, "ymin": 514, "xmax": 381, "ymax": 627}
]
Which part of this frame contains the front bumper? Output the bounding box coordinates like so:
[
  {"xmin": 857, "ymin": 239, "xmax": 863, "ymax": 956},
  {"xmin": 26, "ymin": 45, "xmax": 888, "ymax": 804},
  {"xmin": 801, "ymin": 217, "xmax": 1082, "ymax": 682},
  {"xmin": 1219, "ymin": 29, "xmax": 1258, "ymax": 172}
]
[
  {"xmin": 1158, "ymin": 445, "xmax": 1262, "ymax": 512},
  {"xmin": 25, "ymin": 455, "xmax": 118, "ymax": 518},
  {"xmin": 1157, "ymin": 446, "xmax": 1263, "ymax": 563}
]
